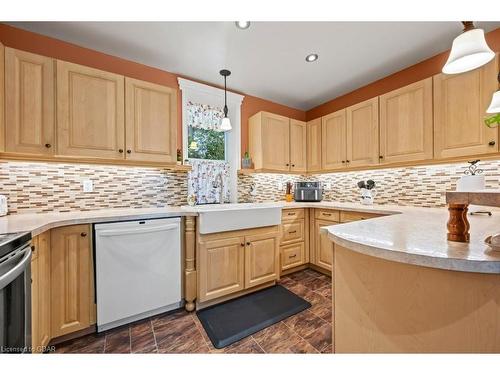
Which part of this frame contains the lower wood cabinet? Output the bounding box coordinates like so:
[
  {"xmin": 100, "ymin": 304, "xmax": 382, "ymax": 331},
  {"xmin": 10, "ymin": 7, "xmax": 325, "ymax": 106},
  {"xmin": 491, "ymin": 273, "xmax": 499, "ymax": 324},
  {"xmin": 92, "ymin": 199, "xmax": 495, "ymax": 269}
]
[
  {"xmin": 281, "ymin": 242, "xmax": 306, "ymax": 271},
  {"xmin": 31, "ymin": 231, "xmax": 51, "ymax": 352},
  {"xmin": 280, "ymin": 208, "xmax": 308, "ymax": 273},
  {"xmin": 198, "ymin": 235, "xmax": 245, "ymax": 302},
  {"xmin": 314, "ymin": 219, "xmax": 335, "ymax": 271},
  {"xmin": 50, "ymin": 224, "xmax": 95, "ymax": 338},
  {"xmin": 198, "ymin": 226, "xmax": 280, "ymax": 303}
]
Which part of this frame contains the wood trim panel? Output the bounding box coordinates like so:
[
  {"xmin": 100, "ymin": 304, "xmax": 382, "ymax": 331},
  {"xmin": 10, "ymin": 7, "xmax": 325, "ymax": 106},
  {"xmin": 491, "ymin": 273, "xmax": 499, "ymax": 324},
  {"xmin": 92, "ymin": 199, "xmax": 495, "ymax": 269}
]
[
  {"xmin": 0, "ymin": 42, "xmax": 4, "ymax": 152},
  {"xmin": 340, "ymin": 210, "xmax": 383, "ymax": 223}
]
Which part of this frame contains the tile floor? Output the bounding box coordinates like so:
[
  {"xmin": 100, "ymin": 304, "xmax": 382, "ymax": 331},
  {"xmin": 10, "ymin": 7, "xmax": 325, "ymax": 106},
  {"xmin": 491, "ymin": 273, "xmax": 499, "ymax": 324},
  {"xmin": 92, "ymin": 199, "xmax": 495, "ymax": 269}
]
[{"xmin": 54, "ymin": 269, "xmax": 332, "ymax": 354}]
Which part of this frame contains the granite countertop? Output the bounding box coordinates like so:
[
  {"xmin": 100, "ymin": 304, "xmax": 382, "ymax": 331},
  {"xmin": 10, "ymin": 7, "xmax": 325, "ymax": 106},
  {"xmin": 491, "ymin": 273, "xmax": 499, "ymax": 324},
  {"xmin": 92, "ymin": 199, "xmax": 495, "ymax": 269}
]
[
  {"xmin": 0, "ymin": 207, "xmax": 197, "ymax": 236},
  {"xmin": 323, "ymin": 206, "xmax": 500, "ymax": 274}
]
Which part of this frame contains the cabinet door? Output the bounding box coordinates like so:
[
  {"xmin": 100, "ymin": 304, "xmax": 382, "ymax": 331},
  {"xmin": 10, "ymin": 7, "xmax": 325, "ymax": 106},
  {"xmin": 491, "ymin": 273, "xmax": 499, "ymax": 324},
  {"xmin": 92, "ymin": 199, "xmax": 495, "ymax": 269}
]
[
  {"xmin": 198, "ymin": 235, "xmax": 245, "ymax": 302},
  {"xmin": 379, "ymin": 78, "xmax": 433, "ymax": 164},
  {"xmin": 314, "ymin": 219, "xmax": 335, "ymax": 271},
  {"xmin": 433, "ymin": 55, "xmax": 498, "ymax": 159},
  {"xmin": 56, "ymin": 61, "xmax": 125, "ymax": 159},
  {"xmin": 125, "ymin": 78, "xmax": 177, "ymax": 163},
  {"xmin": 346, "ymin": 98, "xmax": 379, "ymax": 167},
  {"xmin": 245, "ymin": 231, "xmax": 279, "ymax": 288},
  {"xmin": 50, "ymin": 224, "xmax": 92, "ymax": 338},
  {"xmin": 261, "ymin": 112, "xmax": 290, "ymax": 171},
  {"xmin": 307, "ymin": 118, "xmax": 322, "ymax": 172},
  {"xmin": 289, "ymin": 119, "xmax": 307, "ymax": 172},
  {"xmin": 322, "ymin": 109, "xmax": 347, "ymax": 170},
  {"xmin": 5, "ymin": 48, "xmax": 55, "ymax": 155}
]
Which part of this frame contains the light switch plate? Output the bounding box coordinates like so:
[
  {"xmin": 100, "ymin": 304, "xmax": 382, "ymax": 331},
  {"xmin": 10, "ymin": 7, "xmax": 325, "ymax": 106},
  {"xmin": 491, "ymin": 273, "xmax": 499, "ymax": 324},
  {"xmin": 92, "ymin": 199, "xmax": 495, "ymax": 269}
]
[{"xmin": 82, "ymin": 179, "xmax": 94, "ymax": 193}]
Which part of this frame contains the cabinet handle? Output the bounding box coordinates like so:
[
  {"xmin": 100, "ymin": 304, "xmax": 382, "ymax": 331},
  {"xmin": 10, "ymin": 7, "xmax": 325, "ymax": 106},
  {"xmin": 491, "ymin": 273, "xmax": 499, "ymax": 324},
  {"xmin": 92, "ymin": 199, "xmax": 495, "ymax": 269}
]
[
  {"xmin": 119, "ymin": 149, "xmax": 124, "ymax": 153},
  {"xmin": 341, "ymin": 160, "xmax": 345, "ymax": 163},
  {"xmin": 323, "ymin": 213, "xmax": 332, "ymax": 216},
  {"xmin": 44, "ymin": 143, "xmax": 51, "ymax": 148},
  {"xmin": 240, "ymin": 243, "xmax": 245, "ymax": 247},
  {"xmin": 246, "ymin": 242, "xmax": 251, "ymax": 246},
  {"xmin": 346, "ymin": 160, "xmax": 350, "ymax": 163},
  {"xmin": 489, "ymin": 140, "xmax": 496, "ymax": 146},
  {"xmin": 379, "ymin": 155, "xmax": 384, "ymax": 159},
  {"xmin": 291, "ymin": 164, "xmax": 295, "ymax": 167},
  {"xmin": 288, "ymin": 230, "xmax": 297, "ymax": 234},
  {"xmin": 31, "ymin": 245, "xmax": 36, "ymax": 253},
  {"xmin": 287, "ymin": 212, "xmax": 295, "ymax": 216},
  {"xmin": 81, "ymin": 232, "xmax": 87, "ymax": 237},
  {"xmin": 289, "ymin": 254, "xmax": 297, "ymax": 259},
  {"xmin": 127, "ymin": 150, "xmax": 132, "ymax": 154},
  {"xmin": 286, "ymin": 163, "xmax": 289, "ymax": 167}
]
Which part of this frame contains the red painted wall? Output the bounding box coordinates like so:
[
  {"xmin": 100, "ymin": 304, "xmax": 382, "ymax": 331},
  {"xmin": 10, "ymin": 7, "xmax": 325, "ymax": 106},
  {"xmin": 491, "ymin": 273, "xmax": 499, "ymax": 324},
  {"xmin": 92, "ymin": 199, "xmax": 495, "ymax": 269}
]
[
  {"xmin": 0, "ymin": 23, "xmax": 306, "ymax": 155},
  {"xmin": 306, "ymin": 27, "xmax": 500, "ymax": 121}
]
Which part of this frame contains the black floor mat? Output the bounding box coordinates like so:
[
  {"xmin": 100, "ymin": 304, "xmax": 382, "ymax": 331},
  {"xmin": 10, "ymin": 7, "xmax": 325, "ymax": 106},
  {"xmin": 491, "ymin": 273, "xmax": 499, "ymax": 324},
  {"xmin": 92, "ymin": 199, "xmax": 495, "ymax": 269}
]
[{"xmin": 196, "ymin": 285, "xmax": 311, "ymax": 349}]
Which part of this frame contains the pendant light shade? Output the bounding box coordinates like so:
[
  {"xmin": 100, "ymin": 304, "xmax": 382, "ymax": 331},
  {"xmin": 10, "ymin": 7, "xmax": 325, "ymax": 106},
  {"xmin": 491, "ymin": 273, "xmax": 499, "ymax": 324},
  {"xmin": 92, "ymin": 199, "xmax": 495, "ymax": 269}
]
[
  {"xmin": 219, "ymin": 69, "xmax": 232, "ymax": 132},
  {"xmin": 487, "ymin": 91, "xmax": 500, "ymax": 114},
  {"xmin": 442, "ymin": 23, "xmax": 494, "ymax": 75}
]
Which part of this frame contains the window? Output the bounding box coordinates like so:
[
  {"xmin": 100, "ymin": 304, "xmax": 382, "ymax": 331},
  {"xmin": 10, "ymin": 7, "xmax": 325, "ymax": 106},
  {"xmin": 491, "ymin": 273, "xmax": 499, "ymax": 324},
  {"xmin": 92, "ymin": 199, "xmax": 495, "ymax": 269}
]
[{"xmin": 186, "ymin": 101, "xmax": 226, "ymax": 160}]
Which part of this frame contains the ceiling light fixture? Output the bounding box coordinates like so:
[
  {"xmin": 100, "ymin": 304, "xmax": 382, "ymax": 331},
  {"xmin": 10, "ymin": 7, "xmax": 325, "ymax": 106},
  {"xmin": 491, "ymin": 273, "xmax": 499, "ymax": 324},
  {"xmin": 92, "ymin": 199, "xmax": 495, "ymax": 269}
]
[
  {"xmin": 305, "ymin": 53, "xmax": 318, "ymax": 63},
  {"xmin": 219, "ymin": 69, "xmax": 232, "ymax": 132},
  {"xmin": 442, "ymin": 21, "xmax": 494, "ymax": 74},
  {"xmin": 486, "ymin": 73, "xmax": 500, "ymax": 114},
  {"xmin": 235, "ymin": 21, "xmax": 250, "ymax": 30}
]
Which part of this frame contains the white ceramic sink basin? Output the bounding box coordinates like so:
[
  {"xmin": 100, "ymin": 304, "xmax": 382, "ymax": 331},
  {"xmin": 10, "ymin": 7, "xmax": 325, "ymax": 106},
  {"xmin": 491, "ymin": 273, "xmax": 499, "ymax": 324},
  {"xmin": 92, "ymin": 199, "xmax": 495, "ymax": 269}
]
[{"xmin": 184, "ymin": 203, "xmax": 282, "ymax": 234}]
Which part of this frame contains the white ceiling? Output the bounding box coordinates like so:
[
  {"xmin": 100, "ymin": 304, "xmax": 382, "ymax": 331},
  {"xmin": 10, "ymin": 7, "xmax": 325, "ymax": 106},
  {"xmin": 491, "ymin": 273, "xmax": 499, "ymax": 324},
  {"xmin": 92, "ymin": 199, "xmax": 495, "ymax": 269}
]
[{"xmin": 9, "ymin": 22, "xmax": 500, "ymax": 110}]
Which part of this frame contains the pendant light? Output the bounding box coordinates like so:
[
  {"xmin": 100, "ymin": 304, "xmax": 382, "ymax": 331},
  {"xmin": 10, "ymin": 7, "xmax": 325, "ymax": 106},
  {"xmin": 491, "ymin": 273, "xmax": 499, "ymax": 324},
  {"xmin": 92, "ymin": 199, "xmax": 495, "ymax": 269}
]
[
  {"xmin": 442, "ymin": 21, "xmax": 494, "ymax": 75},
  {"xmin": 487, "ymin": 73, "xmax": 500, "ymax": 114},
  {"xmin": 219, "ymin": 69, "xmax": 232, "ymax": 132}
]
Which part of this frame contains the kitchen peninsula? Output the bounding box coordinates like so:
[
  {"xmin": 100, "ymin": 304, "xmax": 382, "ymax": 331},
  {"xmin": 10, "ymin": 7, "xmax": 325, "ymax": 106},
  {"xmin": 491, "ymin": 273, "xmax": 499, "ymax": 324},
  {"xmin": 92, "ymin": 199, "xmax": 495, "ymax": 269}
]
[{"xmin": 324, "ymin": 206, "xmax": 500, "ymax": 353}]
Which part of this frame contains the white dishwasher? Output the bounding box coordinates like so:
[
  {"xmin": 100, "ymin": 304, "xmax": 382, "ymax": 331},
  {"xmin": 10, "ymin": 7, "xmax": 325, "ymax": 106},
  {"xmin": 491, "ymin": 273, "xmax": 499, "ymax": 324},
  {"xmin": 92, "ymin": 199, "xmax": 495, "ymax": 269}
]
[{"xmin": 94, "ymin": 218, "xmax": 182, "ymax": 332}]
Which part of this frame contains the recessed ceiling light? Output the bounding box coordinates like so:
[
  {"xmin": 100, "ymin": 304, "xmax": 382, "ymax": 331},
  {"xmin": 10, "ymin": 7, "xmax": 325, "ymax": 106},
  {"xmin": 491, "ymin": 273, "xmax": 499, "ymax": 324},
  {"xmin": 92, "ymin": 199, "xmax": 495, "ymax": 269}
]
[
  {"xmin": 235, "ymin": 21, "xmax": 251, "ymax": 30},
  {"xmin": 305, "ymin": 53, "xmax": 319, "ymax": 62}
]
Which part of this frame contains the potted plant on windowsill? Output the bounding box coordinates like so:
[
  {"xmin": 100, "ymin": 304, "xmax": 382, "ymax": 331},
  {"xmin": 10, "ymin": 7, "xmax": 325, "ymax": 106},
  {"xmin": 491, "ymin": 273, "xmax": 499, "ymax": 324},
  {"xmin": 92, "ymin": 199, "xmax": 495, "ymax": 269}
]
[{"xmin": 242, "ymin": 151, "xmax": 253, "ymax": 169}]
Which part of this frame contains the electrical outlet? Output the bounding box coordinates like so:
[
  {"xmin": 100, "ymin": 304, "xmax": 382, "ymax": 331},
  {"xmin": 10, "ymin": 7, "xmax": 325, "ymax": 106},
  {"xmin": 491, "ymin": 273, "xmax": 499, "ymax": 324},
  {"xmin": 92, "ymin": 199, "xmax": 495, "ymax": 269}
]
[{"xmin": 82, "ymin": 179, "xmax": 94, "ymax": 193}]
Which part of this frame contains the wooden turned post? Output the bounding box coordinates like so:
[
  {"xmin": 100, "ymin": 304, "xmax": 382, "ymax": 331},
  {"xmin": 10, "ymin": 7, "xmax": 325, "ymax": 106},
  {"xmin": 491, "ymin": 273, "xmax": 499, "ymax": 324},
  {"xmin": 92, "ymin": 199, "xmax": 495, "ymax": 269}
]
[
  {"xmin": 184, "ymin": 216, "xmax": 197, "ymax": 311},
  {"xmin": 447, "ymin": 204, "xmax": 470, "ymax": 242}
]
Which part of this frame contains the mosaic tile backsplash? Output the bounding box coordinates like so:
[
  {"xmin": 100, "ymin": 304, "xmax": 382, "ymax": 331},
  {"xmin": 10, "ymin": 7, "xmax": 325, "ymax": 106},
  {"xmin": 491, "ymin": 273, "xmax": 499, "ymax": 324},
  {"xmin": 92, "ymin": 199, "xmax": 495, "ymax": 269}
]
[
  {"xmin": 237, "ymin": 160, "xmax": 500, "ymax": 208},
  {"xmin": 0, "ymin": 161, "xmax": 187, "ymax": 214},
  {"xmin": 1, "ymin": 159, "xmax": 500, "ymax": 214}
]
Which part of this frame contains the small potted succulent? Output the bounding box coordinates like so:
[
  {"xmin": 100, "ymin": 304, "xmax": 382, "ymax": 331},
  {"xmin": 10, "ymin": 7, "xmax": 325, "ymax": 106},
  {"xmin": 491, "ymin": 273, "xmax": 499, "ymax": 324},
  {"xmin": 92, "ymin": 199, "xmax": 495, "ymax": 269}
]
[
  {"xmin": 242, "ymin": 151, "xmax": 253, "ymax": 169},
  {"xmin": 357, "ymin": 180, "xmax": 376, "ymax": 205}
]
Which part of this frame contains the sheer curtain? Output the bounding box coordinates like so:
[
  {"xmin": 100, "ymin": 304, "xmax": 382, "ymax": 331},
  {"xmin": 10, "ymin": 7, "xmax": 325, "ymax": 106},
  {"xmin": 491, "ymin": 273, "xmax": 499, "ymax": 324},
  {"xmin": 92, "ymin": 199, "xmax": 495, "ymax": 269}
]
[{"xmin": 186, "ymin": 101, "xmax": 230, "ymax": 204}]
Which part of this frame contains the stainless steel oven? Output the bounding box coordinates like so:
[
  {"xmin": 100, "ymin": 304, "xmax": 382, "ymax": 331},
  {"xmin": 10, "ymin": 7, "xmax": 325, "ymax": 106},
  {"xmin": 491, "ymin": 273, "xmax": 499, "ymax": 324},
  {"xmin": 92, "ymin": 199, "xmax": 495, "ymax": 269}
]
[{"xmin": 0, "ymin": 232, "xmax": 32, "ymax": 354}]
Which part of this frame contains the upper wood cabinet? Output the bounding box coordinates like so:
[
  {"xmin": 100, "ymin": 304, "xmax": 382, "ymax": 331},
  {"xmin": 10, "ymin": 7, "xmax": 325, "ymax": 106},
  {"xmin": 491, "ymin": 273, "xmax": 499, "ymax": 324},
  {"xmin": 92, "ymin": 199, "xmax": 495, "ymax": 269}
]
[
  {"xmin": 56, "ymin": 61, "xmax": 125, "ymax": 159},
  {"xmin": 198, "ymin": 235, "xmax": 245, "ymax": 303},
  {"xmin": 249, "ymin": 111, "xmax": 290, "ymax": 171},
  {"xmin": 346, "ymin": 97, "xmax": 379, "ymax": 167},
  {"xmin": 244, "ymin": 231, "xmax": 280, "ymax": 289},
  {"xmin": 125, "ymin": 78, "xmax": 177, "ymax": 163},
  {"xmin": 5, "ymin": 48, "xmax": 55, "ymax": 155},
  {"xmin": 51, "ymin": 224, "xmax": 94, "ymax": 338},
  {"xmin": 433, "ymin": 55, "xmax": 499, "ymax": 159},
  {"xmin": 379, "ymin": 78, "xmax": 433, "ymax": 164},
  {"xmin": 289, "ymin": 119, "xmax": 307, "ymax": 172},
  {"xmin": 322, "ymin": 109, "xmax": 347, "ymax": 170},
  {"xmin": 306, "ymin": 118, "xmax": 322, "ymax": 172}
]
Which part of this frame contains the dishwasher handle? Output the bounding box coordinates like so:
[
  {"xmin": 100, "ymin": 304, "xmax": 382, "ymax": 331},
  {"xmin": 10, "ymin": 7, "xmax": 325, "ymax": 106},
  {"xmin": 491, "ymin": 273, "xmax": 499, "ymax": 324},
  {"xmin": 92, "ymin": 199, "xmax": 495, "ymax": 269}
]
[{"xmin": 96, "ymin": 223, "xmax": 179, "ymax": 237}]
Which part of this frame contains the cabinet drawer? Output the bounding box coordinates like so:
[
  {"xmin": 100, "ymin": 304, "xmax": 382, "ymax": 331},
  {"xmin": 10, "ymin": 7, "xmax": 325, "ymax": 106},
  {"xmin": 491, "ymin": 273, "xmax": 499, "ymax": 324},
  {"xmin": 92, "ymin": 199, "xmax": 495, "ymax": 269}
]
[
  {"xmin": 340, "ymin": 210, "xmax": 382, "ymax": 223},
  {"xmin": 315, "ymin": 209, "xmax": 340, "ymax": 222},
  {"xmin": 281, "ymin": 220, "xmax": 305, "ymax": 245},
  {"xmin": 282, "ymin": 208, "xmax": 304, "ymax": 221},
  {"xmin": 281, "ymin": 242, "xmax": 305, "ymax": 270}
]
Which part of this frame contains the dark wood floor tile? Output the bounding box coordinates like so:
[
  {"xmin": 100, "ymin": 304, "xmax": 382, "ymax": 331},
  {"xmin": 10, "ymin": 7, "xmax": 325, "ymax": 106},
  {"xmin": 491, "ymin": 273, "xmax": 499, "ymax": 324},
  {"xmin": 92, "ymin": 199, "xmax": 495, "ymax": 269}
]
[
  {"xmin": 307, "ymin": 277, "xmax": 331, "ymax": 291},
  {"xmin": 315, "ymin": 285, "xmax": 333, "ymax": 300},
  {"xmin": 311, "ymin": 301, "xmax": 332, "ymax": 322},
  {"xmin": 288, "ymin": 282, "xmax": 312, "ymax": 298},
  {"xmin": 104, "ymin": 326, "xmax": 131, "ymax": 354},
  {"xmin": 54, "ymin": 333, "xmax": 105, "ymax": 354},
  {"xmin": 321, "ymin": 344, "xmax": 333, "ymax": 354},
  {"xmin": 223, "ymin": 336, "xmax": 264, "ymax": 354},
  {"xmin": 303, "ymin": 323, "xmax": 332, "ymax": 353},
  {"xmin": 303, "ymin": 289, "xmax": 329, "ymax": 307},
  {"xmin": 131, "ymin": 320, "xmax": 156, "ymax": 353},
  {"xmin": 287, "ymin": 338, "xmax": 319, "ymax": 353},
  {"xmin": 283, "ymin": 310, "xmax": 325, "ymax": 338},
  {"xmin": 157, "ymin": 324, "xmax": 209, "ymax": 353},
  {"xmin": 278, "ymin": 276, "xmax": 298, "ymax": 288},
  {"xmin": 151, "ymin": 309, "xmax": 191, "ymax": 328},
  {"xmin": 304, "ymin": 269, "xmax": 324, "ymax": 278},
  {"xmin": 252, "ymin": 322, "xmax": 303, "ymax": 353},
  {"xmin": 289, "ymin": 272, "xmax": 317, "ymax": 285}
]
